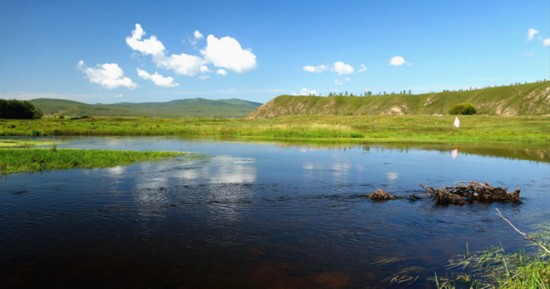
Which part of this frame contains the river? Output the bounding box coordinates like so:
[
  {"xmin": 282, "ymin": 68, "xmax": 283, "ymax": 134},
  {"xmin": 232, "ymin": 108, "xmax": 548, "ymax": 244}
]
[{"xmin": 1, "ymin": 137, "xmax": 548, "ymax": 288}]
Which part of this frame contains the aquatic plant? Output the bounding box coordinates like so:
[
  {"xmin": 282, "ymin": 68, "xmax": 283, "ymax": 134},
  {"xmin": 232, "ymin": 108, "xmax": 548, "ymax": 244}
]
[
  {"xmin": 0, "ymin": 148, "xmax": 186, "ymax": 174},
  {"xmin": 435, "ymin": 211, "xmax": 550, "ymax": 289}
]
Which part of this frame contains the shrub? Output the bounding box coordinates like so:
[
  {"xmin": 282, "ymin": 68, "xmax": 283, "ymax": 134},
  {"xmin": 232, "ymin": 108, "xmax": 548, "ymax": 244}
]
[{"xmin": 449, "ymin": 102, "xmax": 477, "ymax": 115}]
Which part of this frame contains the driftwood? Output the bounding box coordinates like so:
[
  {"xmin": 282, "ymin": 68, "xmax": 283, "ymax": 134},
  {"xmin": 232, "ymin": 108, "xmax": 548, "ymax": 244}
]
[
  {"xmin": 496, "ymin": 208, "xmax": 550, "ymax": 254},
  {"xmin": 366, "ymin": 189, "xmax": 402, "ymax": 200},
  {"xmin": 419, "ymin": 182, "xmax": 521, "ymax": 206}
]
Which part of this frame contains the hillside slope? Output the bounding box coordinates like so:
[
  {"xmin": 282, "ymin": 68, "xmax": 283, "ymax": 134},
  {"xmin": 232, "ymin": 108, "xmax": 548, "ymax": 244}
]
[
  {"xmin": 30, "ymin": 98, "xmax": 261, "ymax": 118},
  {"xmin": 248, "ymin": 81, "xmax": 550, "ymax": 119}
]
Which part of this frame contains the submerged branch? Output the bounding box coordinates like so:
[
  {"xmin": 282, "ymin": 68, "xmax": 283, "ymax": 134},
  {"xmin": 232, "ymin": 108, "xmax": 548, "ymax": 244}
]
[{"xmin": 496, "ymin": 208, "xmax": 550, "ymax": 254}]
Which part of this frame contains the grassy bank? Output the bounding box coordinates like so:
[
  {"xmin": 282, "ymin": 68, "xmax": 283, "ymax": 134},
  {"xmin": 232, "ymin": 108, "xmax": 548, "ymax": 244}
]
[
  {"xmin": 0, "ymin": 115, "xmax": 550, "ymax": 145},
  {"xmin": 0, "ymin": 148, "xmax": 185, "ymax": 174},
  {"xmin": 1, "ymin": 115, "xmax": 549, "ymax": 145}
]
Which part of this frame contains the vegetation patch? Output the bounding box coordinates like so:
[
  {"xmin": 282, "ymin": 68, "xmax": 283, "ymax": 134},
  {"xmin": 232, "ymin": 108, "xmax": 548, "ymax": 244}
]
[
  {"xmin": 0, "ymin": 148, "xmax": 185, "ymax": 174},
  {"xmin": 449, "ymin": 102, "xmax": 477, "ymax": 115},
  {"xmin": 436, "ymin": 212, "xmax": 550, "ymax": 289},
  {"xmin": 0, "ymin": 139, "xmax": 56, "ymax": 148}
]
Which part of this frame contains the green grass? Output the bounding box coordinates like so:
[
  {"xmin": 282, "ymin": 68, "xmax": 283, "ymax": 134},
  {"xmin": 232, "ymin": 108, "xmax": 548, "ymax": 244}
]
[
  {"xmin": 0, "ymin": 148, "xmax": 185, "ymax": 174},
  {"xmin": 250, "ymin": 81, "xmax": 550, "ymax": 118},
  {"xmin": 0, "ymin": 139, "xmax": 56, "ymax": 148},
  {"xmin": 1, "ymin": 115, "xmax": 547, "ymax": 145},
  {"xmin": 436, "ymin": 222, "xmax": 550, "ymax": 289},
  {"xmin": 437, "ymin": 247, "xmax": 549, "ymax": 289}
]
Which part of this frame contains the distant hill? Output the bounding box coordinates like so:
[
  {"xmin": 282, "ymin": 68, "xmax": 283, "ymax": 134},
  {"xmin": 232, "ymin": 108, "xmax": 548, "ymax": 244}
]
[
  {"xmin": 29, "ymin": 98, "xmax": 262, "ymax": 118},
  {"xmin": 248, "ymin": 81, "xmax": 550, "ymax": 119}
]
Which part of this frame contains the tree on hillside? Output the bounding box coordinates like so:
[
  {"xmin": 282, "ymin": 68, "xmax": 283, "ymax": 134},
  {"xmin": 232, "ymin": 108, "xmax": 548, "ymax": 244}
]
[
  {"xmin": 449, "ymin": 102, "xmax": 477, "ymax": 115},
  {"xmin": 0, "ymin": 99, "xmax": 43, "ymax": 119}
]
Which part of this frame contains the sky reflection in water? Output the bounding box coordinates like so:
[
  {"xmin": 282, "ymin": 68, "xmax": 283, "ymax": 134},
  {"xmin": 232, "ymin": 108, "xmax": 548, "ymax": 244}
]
[{"xmin": 0, "ymin": 137, "xmax": 548, "ymax": 288}]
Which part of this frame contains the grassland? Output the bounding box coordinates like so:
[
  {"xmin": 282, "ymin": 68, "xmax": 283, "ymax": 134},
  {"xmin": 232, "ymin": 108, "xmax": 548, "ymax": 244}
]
[
  {"xmin": 249, "ymin": 81, "xmax": 550, "ymax": 118},
  {"xmin": 0, "ymin": 147, "xmax": 185, "ymax": 174},
  {"xmin": 1, "ymin": 115, "xmax": 548, "ymax": 146}
]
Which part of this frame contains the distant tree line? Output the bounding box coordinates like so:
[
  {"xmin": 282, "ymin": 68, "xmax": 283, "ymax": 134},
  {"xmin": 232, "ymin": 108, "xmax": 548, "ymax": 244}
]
[
  {"xmin": 0, "ymin": 99, "xmax": 43, "ymax": 119},
  {"xmin": 326, "ymin": 90, "xmax": 412, "ymax": 97},
  {"xmin": 312, "ymin": 79, "xmax": 549, "ymax": 98}
]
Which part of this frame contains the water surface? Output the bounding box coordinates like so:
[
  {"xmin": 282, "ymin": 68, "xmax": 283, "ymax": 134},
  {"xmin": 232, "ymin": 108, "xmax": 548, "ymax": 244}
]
[{"xmin": 1, "ymin": 137, "xmax": 548, "ymax": 288}]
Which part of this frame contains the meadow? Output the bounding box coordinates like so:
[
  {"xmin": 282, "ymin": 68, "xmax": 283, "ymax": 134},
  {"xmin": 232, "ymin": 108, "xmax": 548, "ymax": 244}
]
[{"xmin": 1, "ymin": 115, "xmax": 549, "ymax": 146}]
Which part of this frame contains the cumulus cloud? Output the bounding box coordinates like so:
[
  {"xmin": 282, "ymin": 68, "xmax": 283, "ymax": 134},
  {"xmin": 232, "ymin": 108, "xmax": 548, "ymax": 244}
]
[
  {"xmin": 77, "ymin": 60, "xmax": 137, "ymax": 89},
  {"xmin": 201, "ymin": 35, "xmax": 257, "ymax": 73},
  {"xmin": 358, "ymin": 64, "xmax": 368, "ymax": 73},
  {"xmin": 303, "ymin": 64, "xmax": 329, "ymax": 73},
  {"xmin": 390, "ymin": 56, "xmax": 407, "ymax": 66},
  {"xmin": 216, "ymin": 69, "xmax": 227, "ymax": 76},
  {"xmin": 333, "ymin": 61, "xmax": 354, "ymax": 75},
  {"xmin": 125, "ymin": 24, "xmax": 165, "ymax": 56},
  {"xmin": 527, "ymin": 28, "xmax": 539, "ymax": 41},
  {"xmin": 303, "ymin": 61, "xmax": 354, "ymax": 75},
  {"xmin": 155, "ymin": 53, "xmax": 207, "ymax": 76},
  {"xmin": 136, "ymin": 68, "xmax": 179, "ymax": 87},
  {"xmin": 543, "ymin": 38, "xmax": 550, "ymax": 47},
  {"xmin": 125, "ymin": 24, "xmax": 256, "ymax": 78}
]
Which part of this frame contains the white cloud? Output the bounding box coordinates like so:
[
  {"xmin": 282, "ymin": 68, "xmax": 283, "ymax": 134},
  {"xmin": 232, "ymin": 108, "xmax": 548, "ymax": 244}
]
[
  {"xmin": 194, "ymin": 30, "xmax": 203, "ymax": 40},
  {"xmin": 77, "ymin": 60, "xmax": 137, "ymax": 89},
  {"xmin": 303, "ymin": 62, "xmax": 354, "ymax": 75},
  {"xmin": 216, "ymin": 69, "xmax": 227, "ymax": 76},
  {"xmin": 334, "ymin": 77, "xmax": 351, "ymax": 86},
  {"xmin": 543, "ymin": 38, "xmax": 550, "ymax": 47},
  {"xmin": 155, "ymin": 53, "xmax": 207, "ymax": 76},
  {"xmin": 390, "ymin": 56, "xmax": 407, "ymax": 66},
  {"xmin": 303, "ymin": 64, "xmax": 329, "ymax": 73},
  {"xmin": 298, "ymin": 88, "xmax": 318, "ymax": 96},
  {"xmin": 201, "ymin": 35, "xmax": 257, "ymax": 73},
  {"xmin": 333, "ymin": 61, "xmax": 354, "ymax": 75},
  {"xmin": 125, "ymin": 24, "xmax": 165, "ymax": 56},
  {"xmin": 527, "ymin": 28, "xmax": 539, "ymax": 41},
  {"xmin": 125, "ymin": 24, "xmax": 256, "ymax": 78},
  {"xmin": 136, "ymin": 68, "xmax": 179, "ymax": 87},
  {"xmin": 358, "ymin": 64, "xmax": 368, "ymax": 73}
]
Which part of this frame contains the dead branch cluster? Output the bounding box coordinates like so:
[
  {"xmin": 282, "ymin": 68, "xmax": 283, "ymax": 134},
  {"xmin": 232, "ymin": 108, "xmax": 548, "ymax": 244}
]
[
  {"xmin": 366, "ymin": 189, "xmax": 402, "ymax": 200},
  {"xmin": 419, "ymin": 182, "xmax": 521, "ymax": 206}
]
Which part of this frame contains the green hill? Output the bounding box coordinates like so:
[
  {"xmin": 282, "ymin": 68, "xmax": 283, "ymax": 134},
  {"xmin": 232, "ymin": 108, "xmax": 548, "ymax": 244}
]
[
  {"xmin": 248, "ymin": 81, "xmax": 550, "ymax": 119},
  {"xmin": 29, "ymin": 98, "xmax": 261, "ymax": 118}
]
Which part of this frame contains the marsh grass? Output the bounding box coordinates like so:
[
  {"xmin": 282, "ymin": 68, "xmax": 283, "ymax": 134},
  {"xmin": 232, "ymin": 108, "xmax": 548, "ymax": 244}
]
[
  {"xmin": 0, "ymin": 138, "xmax": 56, "ymax": 148},
  {"xmin": 0, "ymin": 148, "xmax": 185, "ymax": 174},
  {"xmin": 436, "ymin": 224, "xmax": 550, "ymax": 289},
  {"xmin": 1, "ymin": 115, "xmax": 548, "ymax": 145}
]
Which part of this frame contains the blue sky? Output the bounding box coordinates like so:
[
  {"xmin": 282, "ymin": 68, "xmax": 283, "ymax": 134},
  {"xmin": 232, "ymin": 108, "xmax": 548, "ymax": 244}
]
[{"xmin": 1, "ymin": 0, "xmax": 549, "ymax": 104}]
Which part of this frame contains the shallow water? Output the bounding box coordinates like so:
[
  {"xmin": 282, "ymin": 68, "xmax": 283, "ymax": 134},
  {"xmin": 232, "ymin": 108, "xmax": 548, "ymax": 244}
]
[{"xmin": 1, "ymin": 137, "xmax": 549, "ymax": 288}]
